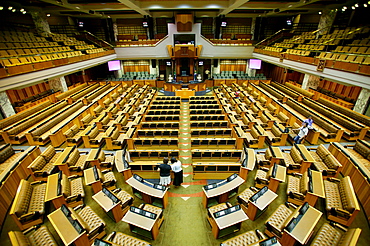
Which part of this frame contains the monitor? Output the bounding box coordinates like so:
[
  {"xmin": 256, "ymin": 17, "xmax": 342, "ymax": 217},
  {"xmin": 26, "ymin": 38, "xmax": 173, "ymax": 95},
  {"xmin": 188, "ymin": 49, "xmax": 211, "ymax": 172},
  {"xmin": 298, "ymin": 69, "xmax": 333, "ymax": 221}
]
[
  {"xmin": 221, "ymin": 21, "xmax": 227, "ymax": 27},
  {"xmin": 61, "ymin": 204, "xmax": 70, "ymax": 217},
  {"xmin": 227, "ymin": 173, "xmax": 238, "ymax": 182},
  {"xmin": 94, "ymin": 239, "xmax": 112, "ymax": 246},
  {"xmin": 108, "ymin": 60, "xmax": 120, "ymax": 71},
  {"xmin": 249, "ymin": 59, "xmax": 262, "ymax": 69},
  {"xmin": 204, "ymin": 183, "xmax": 218, "ymax": 190},
  {"xmin": 93, "ymin": 165, "xmax": 99, "ymax": 180},
  {"xmin": 133, "ymin": 174, "xmax": 144, "ymax": 182}
]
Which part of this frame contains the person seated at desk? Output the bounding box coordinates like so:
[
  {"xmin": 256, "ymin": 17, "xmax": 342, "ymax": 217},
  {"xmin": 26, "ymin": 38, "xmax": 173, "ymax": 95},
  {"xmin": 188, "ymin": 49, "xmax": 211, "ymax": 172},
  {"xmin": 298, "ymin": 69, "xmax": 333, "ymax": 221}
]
[{"xmin": 157, "ymin": 157, "xmax": 171, "ymax": 187}]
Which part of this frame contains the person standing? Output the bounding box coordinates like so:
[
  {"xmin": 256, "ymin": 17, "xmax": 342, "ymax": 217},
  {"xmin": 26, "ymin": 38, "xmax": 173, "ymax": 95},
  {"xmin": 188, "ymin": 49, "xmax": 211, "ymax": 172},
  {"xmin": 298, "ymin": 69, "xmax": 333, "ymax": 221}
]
[
  {"xmin": 170, "ymin": 157, "xmax": 183, "ymax": 187},
  {"xmin": 304, "ymin": 115, "xmax": 314, "ymax": 128},
  {"xmin": 157, "ymin": 157, "xmax": 171, "ymax": 187},
  {"xmin": 293, "ymin": 122, "xmax": 309, "ymax": 144}
]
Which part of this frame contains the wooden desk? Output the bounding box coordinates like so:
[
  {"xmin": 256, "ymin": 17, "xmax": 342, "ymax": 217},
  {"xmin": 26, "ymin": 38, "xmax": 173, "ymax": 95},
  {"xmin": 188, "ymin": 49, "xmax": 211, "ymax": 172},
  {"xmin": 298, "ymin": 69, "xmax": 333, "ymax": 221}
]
[
  {"xmin": 305, "ymin": 170, "xmax": 325, "ymax": 206},
  {"xmin": 126, "ymin": 177, "xmax": 168, "ymax": 208},
  {"xmin": 269, "ymin": 147, "xmax": 284, "ymax": 166},
  {"xmin": 48, "ymin": 208, "xmax": 89, "ymax": 246},
  {"xmin": 122, "ymin": 209, "xmax": 161, "ymax": 240},
  {"xmin": 281, "ymin": 206, "xmax": 322, "ymax": 246},
  {"xmin": 45, "ymin": 173, "xmax": 65, "ymax": 209},
  {"xmin": 296, "ymin": 144, "xmax": 315, "ymax": 174},
  {"xmin": 208, "ymin": 208, "xmax": 248, "ymax": 238},
  {"xmin": 202, "ymin": 176, "xmax": 244, "ymax": 208},
  {"xmin": 269, "ymin": 165, "xmax": 287, "ymax": 192},
  {"xmin": 175, "ymin": 89, "xmax": 195, "ymax": 99},
  {"xmin": 239, "ymin": 148, "xmax": 256, "ymax": 180},
  {"xmin": 84, "ymin": 167, "xmax": 102, "ymax": 194},
  {"xmin": 53, "ymin": 146, "xmax": 74, "ymax": 176},
  {"xmin": 92, "ymin": 190, "xmax": 123, "ymax": 223},
  {"xmin": 115, "ymin": 150, "xmax": 132, "ymax": 181},
  {"xmin": 247, "ymin": 189, "xmax": 278, "ymax": 221}
]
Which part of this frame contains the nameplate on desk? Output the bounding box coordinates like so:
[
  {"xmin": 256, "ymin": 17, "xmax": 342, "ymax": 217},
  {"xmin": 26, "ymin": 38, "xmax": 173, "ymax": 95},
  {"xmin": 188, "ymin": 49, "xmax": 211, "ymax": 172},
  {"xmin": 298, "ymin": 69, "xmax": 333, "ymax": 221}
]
[
  {"xmin": 102, "ymin": 188, "xmax": 119, "ymax": 203},
  {"xmin": 204, "ymin": 183, "xmax": 218, "ymax": 191},
  {"xmin": 250, "ymin": 186, "xmax": 268, "ymax": 202},
  {"xmin": 153, "ymin": 184, "xmax": 166, "ymax": 191},
  {"xmin": 133, "ymin": 174, "xmax": 144, "ymax": 182},
  {"xmin": 130, "ymin": 206, "xmax": 157, "ymax": 220},
  {"xmin": 259, "ymin": 237, "xmax": 278, "ymax": 246},
  {"xmin": 213, "ymin": 205, "xmax": 241, "ymax": 218},
  {"xmin": 227, "ymin": 173, "xmax": 238, "ymax": 182}
]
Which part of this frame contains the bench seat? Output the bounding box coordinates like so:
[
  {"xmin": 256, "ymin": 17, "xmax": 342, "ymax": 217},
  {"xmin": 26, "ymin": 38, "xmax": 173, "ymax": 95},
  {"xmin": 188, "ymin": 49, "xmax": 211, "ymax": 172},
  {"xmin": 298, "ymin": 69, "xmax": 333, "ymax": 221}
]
[
  {"xmin": 8, "ymin": 226, "xmax": 58, "ymax": 246},
  {"xmin": 311, "ymin": 223, "xmax": 361, "ymax": 246}
]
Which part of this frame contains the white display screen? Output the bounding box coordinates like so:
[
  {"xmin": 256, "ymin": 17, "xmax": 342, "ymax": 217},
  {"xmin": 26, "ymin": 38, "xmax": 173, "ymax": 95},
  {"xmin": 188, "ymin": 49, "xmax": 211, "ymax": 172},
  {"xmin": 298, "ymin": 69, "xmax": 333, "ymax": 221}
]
[
  {"xmin": 249, "ymin": 59, "xmax": 262, "ymax": 69},
  {"xmin": 108, "ymin": 60, "xmax": 120, "ymax": 71}
]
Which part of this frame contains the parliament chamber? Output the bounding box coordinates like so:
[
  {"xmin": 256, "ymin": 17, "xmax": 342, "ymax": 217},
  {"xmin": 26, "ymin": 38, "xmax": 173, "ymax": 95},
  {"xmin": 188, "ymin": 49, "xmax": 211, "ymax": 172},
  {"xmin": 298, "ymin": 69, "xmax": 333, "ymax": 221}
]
[{"xmin": 0, "ymin": 1, "xmax": 370, "ymax": 246}]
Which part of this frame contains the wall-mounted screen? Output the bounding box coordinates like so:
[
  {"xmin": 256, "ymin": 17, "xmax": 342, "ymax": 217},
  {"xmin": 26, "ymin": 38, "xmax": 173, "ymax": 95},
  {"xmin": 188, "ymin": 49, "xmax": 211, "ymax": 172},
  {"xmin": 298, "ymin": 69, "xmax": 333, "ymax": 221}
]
[
  {"xmin": 249, "ymin": 59, "xmax": 262, "ymax": 69},
  {"xmin": 108, "ymin": 60, "xmax": 120, "ymax": 71}
]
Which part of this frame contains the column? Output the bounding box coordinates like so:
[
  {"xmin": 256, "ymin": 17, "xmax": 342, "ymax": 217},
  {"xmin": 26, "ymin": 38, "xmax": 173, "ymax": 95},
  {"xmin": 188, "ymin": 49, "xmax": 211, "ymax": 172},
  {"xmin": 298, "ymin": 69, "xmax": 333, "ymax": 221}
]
[
  {"xmin": 0, "ymin": 91, "xmax": 16, "ymax": 117},
  {"xmin": 353, "ymin": 88, "xmax": 370, "ymax": 114},
  {"xmin": 49, "ymin": 77, "xmax": 68, "ymax": 93},
  {"xmin": 250, "ymin": 17, "xmax": 256, "ymax": 40},
  {"xmin": 247, "ymin": 69, "xmax": 256, "ymax": 77},
  {"xmin": 302, "ymin": 74, "xmax": 320, "ymax": 90},
  {"xmin": 213, "ymin": 59, "xmax": 220, "ymax": 75},
  {"xmin": 317, "ymin": 9, "xmax": 337, "ymax": 35},
  {"xmin": 30, "ymin": 10, "xmax": 51, "ymax": 37}
]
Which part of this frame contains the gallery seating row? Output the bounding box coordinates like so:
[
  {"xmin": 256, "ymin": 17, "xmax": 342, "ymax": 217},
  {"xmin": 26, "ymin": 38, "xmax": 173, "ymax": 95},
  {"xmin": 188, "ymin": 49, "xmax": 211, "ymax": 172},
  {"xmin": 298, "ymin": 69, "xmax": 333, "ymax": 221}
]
[
  {"xmin": 191, "ymin": 128, "xmax": 232, "ymax": 137},
  {"xmin": 190, "ymin": 120, "xmax": 229, "ymax": 128},
  {"xmin": 189, "ymin": 100, "xmax": 218, "ymax": 104},
  {"xmin": 149, "ymin": 104, "xmax": 180, "ymax": 110},
  {"xmin": 284, "ymin": 82, "xmax": 315, "ymax": 98},
  {"xmin": 151, "ymin": 100, "xmax": 180, "ymax": 105},
  {"xmin": 190, "ymin": 114, "xmax": 226, "ymax": 121},
  {"xmin": 137, "ymin": 129, "xmax": 178, "ymax": 137},
  {"xmin": 144, "ymin": 115, "xmax": 180, "ymax": 122},
  {"xmin": 189, "ymin": 104, "xmax": 220, "ymax": 110},
  {"xmin": 189, "ymin": 109, "xmax": 223, "ymax": 115},
  {"xmin": 191, "ymin": 138, "xmax": 236, "ymax": 148},
  {"xmin": 270, "ymin": 82, "xmax": 302, "ymax": 101},
  {"xmin": 133, "ymin": 138, "xmax": 178, "ymax": 148},
  {"xmin": 147, "ymin": 109, "xmax": 180, "ymax": 115},
  {"xmin": 128, "ymin": 149, "xmax": 179, "ymax": 160},
  {"xmin": 141, "ymin": 122, "xmax": 179, "ymax": 129}
]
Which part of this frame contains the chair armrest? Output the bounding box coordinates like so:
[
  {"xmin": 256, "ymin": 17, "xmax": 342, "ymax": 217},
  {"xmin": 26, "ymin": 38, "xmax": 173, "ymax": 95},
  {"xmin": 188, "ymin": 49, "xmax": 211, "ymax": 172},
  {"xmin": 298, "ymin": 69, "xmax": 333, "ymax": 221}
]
[
  {"xmin": 66, "ymin": 194, "xmax": 82, "ymax": 203},
  {"xmin": 19, "ymin": 211, "xmax": 40, "ymax": 223},
  {"xmin": 327, "ymin": 177, "xmax": 341, "ymax": 183},
  {"xmin": 87, "ymin": 223, "xmax": 105, "ymax": 239}
]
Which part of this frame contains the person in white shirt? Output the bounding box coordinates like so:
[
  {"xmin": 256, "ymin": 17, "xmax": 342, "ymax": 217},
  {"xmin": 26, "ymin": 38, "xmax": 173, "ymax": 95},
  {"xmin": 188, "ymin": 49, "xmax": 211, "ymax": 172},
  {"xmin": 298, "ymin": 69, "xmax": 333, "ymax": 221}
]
[
  {"xmin": 170, "ymin": 157, "xmax": 183, "ymax": 187},
  {"xmin": 293, "ymin": 122, "xmax": 309, "ymax": 144}
]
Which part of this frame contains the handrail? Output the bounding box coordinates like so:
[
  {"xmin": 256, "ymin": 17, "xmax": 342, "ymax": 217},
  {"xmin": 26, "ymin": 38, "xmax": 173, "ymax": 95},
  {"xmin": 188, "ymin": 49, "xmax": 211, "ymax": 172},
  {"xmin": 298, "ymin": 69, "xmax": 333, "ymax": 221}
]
[
  {"xmin": 79, "ymin": 31, "xmax": 114, "ymax": 48},
  {"xmin": 255, "ymin": 29, "xmax": 291, "ymax": 47}
]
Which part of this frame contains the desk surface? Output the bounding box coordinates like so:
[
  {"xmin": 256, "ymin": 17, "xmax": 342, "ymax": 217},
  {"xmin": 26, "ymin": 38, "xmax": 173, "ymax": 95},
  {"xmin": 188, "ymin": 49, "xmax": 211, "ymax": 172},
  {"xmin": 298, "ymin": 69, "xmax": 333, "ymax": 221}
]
[
  {"xmin": 54, "ymin": 147, "xmax": 73, "ymax": 166},
  {"xmin": 212, "ymin": 209, "xmax": 248, "ymax": 230},
  {"xmin": 251, "ymin": 189, "xmax": 278, "ymax": 211},
  {"xmin": 287, "ymin": 206, "xmax": 322, "ymax": 244},
  {"xmin": 87, "ymin": 149, "xmax": 99, "ymax": 162},
  {"xmin": 203, "ymin": 176, "xmax": 244, "ymax": 198},
  {"xmin": 92, "ymin": 190, "xmax": 118, "ymax": 212},
  {"xmin": 48, "ymin": 208, "xmax": 83, "ymax": 245},
  {"xmin": 271, "ymin": 147, "xmax": 284, "ymax": 159},
  {"xmin": 126, "ymin": 177, "xmax": 167, "ymax": 199},
  {"xmin": 84, "ymin": 167, "xmax": 99, "ymax": 185},
  {"xmin": 296, "ymin": 144, "xmax": 315, "ymax": 162},
  {"xmin": 45, "ymin": 173, "xmax": 61, "ymax": 202},
  {"xmin": 272, "ymin": 165, "xmax": 287, "ymax": 183},
  {"xmin": 310, "ymin": 170, "xmax": 325, "ymax": 198},
  {"xmin": 115, "ymin": 150, "xmax": 128, "ymax": 173},
  {"xmin": 122, "ymin": 210, "xmax": 157, "ymax": 231}
]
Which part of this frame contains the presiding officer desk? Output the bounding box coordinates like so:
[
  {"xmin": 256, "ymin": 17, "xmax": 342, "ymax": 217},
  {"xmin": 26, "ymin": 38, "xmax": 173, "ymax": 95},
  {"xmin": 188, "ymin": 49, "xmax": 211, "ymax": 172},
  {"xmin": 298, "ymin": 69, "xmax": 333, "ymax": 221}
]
[
  {"xmin": 126, "ymin": 175, "xmax": 169, "ymax": 208},
  {"xmin": 202, "ymin": 174, "xmax": 244, "ymax": 208}
]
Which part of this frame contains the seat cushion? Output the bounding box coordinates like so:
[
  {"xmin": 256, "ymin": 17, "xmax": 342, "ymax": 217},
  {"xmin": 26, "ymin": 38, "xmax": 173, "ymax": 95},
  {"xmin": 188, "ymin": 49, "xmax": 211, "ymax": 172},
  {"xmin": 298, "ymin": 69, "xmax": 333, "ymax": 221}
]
[
  {"xmin": 266, "ymin": 204, "xmax": 293, "ymax": 231},
  {"xmin": 27, "ymin": 183, "xmax": 46, "ymax": 215},
  {"xmin": 79, "ymin": 206, "xmax": 105, "ymax": 232},
  {"xmin": 311, "ymin": 223, "xmax": 342, "ymax": 246},
  {"xmin": 324, "ymin": 180, "xmax": 343, "ymax": 211},
  {"xmin": 70, "ymin": 178, "xmax": 85, "ymax": 198},
  {"xmin": 28, "ymin": 226, "xmax": 58, "ymax": 246},
  {"xmin": 221, "ymin": 230, "xmax": 260, "ymax": 246},
  {"xmin": 111, "ymin": 232, "xmax": 150, "ymax": 246},
  {"xmin": 287, "ymin": 175, "xmax": 300, "ymax": 194}
]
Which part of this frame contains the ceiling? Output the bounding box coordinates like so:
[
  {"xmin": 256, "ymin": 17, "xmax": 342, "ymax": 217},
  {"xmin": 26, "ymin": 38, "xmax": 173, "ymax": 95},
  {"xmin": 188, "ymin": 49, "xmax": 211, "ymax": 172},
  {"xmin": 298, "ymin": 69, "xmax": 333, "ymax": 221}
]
[{"xmin": 0, "ymin": 0, "xmax": 364, "ymax": 19}]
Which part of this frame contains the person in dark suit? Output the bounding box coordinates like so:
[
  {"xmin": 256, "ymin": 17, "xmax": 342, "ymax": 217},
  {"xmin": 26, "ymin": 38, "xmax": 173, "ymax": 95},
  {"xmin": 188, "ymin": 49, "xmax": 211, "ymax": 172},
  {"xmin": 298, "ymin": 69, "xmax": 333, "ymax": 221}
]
[{"xmin": 157, "ymin": 157, "xmax": 171, "ymax": 186}]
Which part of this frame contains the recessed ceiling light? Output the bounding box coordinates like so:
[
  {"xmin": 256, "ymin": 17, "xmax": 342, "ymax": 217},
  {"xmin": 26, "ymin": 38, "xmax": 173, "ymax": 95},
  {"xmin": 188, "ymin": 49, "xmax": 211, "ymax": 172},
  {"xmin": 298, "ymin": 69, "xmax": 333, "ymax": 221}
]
[
  {"xmin": 22, "ymin": 11, "xmax": 26, "ymax": 14},
  {"xmin": 355, "ymin": 4, "xmax": 359, "ymax": 7},
  {"xmin": 318, "ymin": 11, "xmax": 322, "ymax": 14},
  {"xmin": 288, "ymin": 4, "xmax": 293, "ymax": 8},
  {"xmin": 47, "ymin": 14, "xmax": 51, "ymax": 17},
  {"xmin": 364, "ymin": 4, "xmax": 368, "ymax": 7},
  {"xmin": 20, "ymin": 8, "xmax": 24, "ymax": 12},
  {"xmin": 12, "ymin": 9, "xmax": 16, "ymax": 12},
  {"xmin": 8, "ymin": 6, "xmax": 13, "ymax": 10},
  {"xmin": 0, "ymin": 6, "xmax": 3, "ymax": 10},
  {"xmin": 75, "ymin": 6, "xmax": 80, "ymax": 9},
  {"xmin": 352, "ymin": 6, "xmax": 355, "ymax": 9}
]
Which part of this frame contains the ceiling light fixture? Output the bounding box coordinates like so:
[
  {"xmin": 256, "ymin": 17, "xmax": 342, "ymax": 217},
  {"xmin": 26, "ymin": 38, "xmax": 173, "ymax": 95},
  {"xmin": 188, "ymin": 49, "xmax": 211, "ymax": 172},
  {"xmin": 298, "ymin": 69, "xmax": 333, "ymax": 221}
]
[
  {"xmin": 288, "ymin": 4, "xmax": 293, "ymax": 8},
  {"xmin": 75, "ymin": 6, "xmax": 80, "ymax": 9},
  {"xmin": 343, "ymin": 6, "xmax": 347, "ymax": 9},
  {"xmin": 364, "ymin": 4, "xmax": 368, "ymax": 7},
  {"xmin": 47, "ymin": 13, "xmax": 51, "ymax": 17},
  {"xmin": 12, "ymin": 9, "xmax": 16, "ymax": 12},
  {"xmin": 318, "ymin": 11, "xmax": 322, "ymax": 14},
  {"xmin": 0, "ymin": 6, "xmax": 3, "ymax": 10},
  {"xmin": 352, "ymin": 6, "xmax": 355, "ymax": 9},
  {"xmin": 8, "ymin": 6, "xmax": 13, "ymax": 10},
  {"xmin": 355, "ymin": 3, "xmax": 359, "ymax": 7},
  {"xmin": 22, "ymin": 11, "xmax": 26, "ymax": 14}
]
